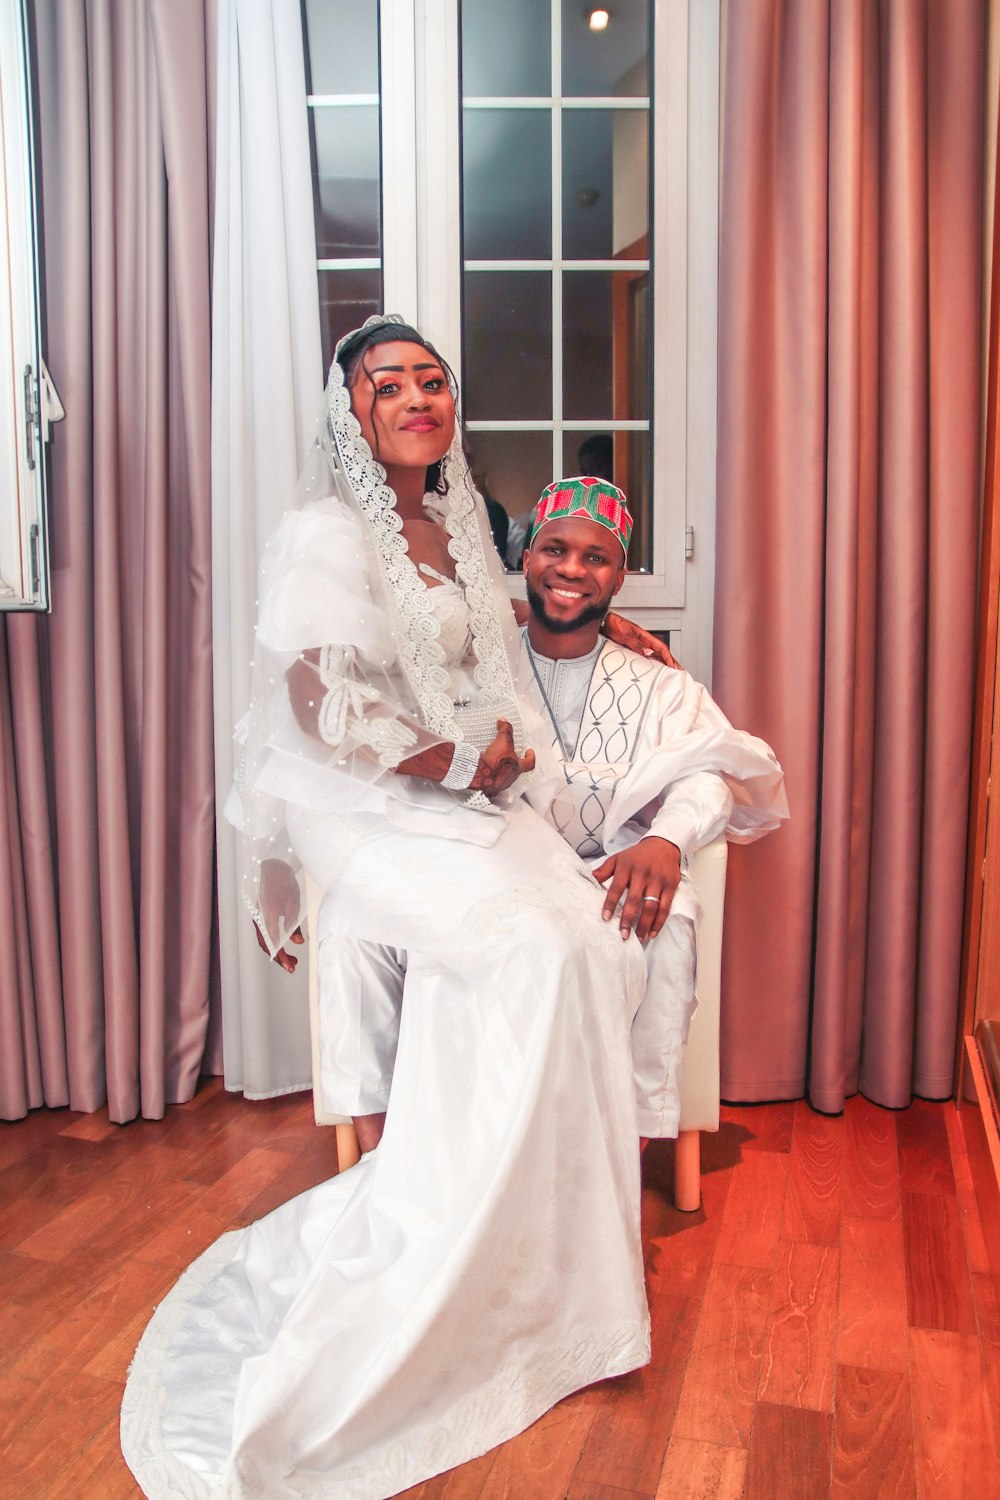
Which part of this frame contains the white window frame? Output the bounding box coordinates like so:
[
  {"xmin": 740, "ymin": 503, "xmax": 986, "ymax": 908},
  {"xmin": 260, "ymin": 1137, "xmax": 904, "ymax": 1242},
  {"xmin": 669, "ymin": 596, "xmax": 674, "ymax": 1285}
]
[{"xmin": 0, "ymin": 0, "xmax": 52, "ymax": 612}]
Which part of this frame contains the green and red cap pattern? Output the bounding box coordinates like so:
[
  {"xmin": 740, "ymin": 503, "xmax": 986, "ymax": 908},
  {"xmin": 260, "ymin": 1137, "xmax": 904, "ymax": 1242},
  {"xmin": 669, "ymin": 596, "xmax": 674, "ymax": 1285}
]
[{"xmin": 528, "ymin": 475, "xmax": 633, "ymax": 557}]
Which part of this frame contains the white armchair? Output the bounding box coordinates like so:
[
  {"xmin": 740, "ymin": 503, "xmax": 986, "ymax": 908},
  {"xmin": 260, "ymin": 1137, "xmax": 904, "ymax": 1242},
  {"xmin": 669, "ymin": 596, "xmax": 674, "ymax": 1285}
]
[
  {"xmin": 307, "ymin": 835, "xmax": 728, "ymax": 1208},
  {"xmin": 673, "ymin": 834, "xmax": 727, "ymax": 1210}
]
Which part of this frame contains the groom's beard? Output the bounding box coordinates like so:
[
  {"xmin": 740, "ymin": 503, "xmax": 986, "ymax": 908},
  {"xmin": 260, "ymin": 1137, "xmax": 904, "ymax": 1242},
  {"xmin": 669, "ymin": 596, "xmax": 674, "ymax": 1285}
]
[{"xmin": 525, "ymin": 580, "xmax": 612, "ymax": 635}]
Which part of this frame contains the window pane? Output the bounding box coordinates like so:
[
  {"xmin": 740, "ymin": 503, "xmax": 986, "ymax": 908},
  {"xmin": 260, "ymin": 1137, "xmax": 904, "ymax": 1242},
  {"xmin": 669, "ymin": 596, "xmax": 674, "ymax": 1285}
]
[
  {"xmin": 562, "ymin": 0, "xmax": 649, "ymax": 96},
  {"xmin": 468, "ymin": 430, "xmax": 555, "ymax": 569},
  {"xmin": 303, "ymin": 0, "xmax": 380, "ymax": 95},
  {"xmin": 562, "ymin": 430, "xmax": 652, "ymax": 571},
  {"xmin": 463, "ymin": 111, "xmax": 551, "ymax": 260},
  {"xmin": 461, "ymin": 0, "xmax": 551, "ymax": 97},
  {"xmin": 310, "ymin": 106, "xmax": 381, "ymax": 259},
  {"xmin": 463, "ymin": 272, "xmax": 552, "ymax": 422},
  {"xmin": 563, "ymin": 271, "xmax": 649, "ymax": 422},
  {"xmin": 318, "ymin": 268, "xmax": 383, "ymax": 374},
  {"xmin": 563, "ymin": 110, "xmax": 648, "ymax": 260}
]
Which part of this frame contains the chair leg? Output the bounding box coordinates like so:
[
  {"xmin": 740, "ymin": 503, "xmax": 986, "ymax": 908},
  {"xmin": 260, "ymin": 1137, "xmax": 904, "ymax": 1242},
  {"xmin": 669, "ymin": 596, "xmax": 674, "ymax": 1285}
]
[
  {"xmin": 335, "ymin": 1122, "xmax": 361, "ymax": 1173},
  {"xmin": 674, "ymin": 1128, "xmax": 701, "ymax": 1212}
]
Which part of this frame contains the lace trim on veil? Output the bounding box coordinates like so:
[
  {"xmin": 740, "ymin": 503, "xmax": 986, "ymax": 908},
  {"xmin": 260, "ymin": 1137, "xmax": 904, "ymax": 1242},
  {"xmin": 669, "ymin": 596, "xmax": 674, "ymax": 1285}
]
[{"xmin": 324, "ymin": 315, "xmax": 525, "ymax": 751}]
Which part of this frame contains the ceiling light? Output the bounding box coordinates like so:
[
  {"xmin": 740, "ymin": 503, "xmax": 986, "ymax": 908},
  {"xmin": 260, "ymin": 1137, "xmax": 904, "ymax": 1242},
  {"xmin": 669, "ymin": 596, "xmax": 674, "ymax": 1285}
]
[{"xmin": 587, "ymin": 7, "xmax": 611, "ymax": 30}]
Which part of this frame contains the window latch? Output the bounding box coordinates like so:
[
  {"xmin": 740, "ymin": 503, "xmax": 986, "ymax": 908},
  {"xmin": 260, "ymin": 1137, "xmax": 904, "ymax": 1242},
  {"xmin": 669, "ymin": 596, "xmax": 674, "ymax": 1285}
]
[{"xmin": 24, "ymin": 365, "xmax": 37, "ymax": 471}]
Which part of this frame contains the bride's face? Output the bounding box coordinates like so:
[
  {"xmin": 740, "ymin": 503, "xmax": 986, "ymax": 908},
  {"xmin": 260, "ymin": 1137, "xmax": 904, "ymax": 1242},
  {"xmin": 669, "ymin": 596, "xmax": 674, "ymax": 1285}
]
[{"xmin": 349, "ymin": 340, "xmax": 456, "ymax": 474}]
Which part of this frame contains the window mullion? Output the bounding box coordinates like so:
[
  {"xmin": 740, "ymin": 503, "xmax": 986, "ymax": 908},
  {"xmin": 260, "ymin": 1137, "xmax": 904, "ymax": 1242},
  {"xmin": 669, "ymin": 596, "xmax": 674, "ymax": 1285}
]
[
  {"xmin": 379, "ymin": 0, "xmax": 419, "ymax": 320},
  {"xmin": 414, "ymin": 0, "xmax": 463, "ymax": 372},
  {"xmin": 550, "ymin": 0, "xmax": 562, "ymax": 487}
]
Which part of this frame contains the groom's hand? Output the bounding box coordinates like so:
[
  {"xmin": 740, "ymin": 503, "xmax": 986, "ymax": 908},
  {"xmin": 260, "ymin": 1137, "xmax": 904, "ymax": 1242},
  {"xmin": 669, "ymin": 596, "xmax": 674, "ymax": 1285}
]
[{"xmin": 593, "ymin": 836, "xmax": 681, "ymax": 941}]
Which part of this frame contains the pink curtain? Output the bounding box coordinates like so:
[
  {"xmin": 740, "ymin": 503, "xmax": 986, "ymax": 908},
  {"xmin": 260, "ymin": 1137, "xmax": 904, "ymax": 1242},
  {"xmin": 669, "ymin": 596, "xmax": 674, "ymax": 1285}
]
[
  {"xmin": 714, "ymin": 0, "xmax": 985, "ymax": 1111},
  {"xmin": 0, "ymin": 0, "xmax": 217, "ymax": 1123}
]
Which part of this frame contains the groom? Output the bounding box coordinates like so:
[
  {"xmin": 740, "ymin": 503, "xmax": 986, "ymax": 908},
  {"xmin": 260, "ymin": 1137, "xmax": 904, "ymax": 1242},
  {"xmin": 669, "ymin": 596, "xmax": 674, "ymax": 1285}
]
[{"xmin": 308, "ymin": 477, "xmax": 786, "ymax": 1145}]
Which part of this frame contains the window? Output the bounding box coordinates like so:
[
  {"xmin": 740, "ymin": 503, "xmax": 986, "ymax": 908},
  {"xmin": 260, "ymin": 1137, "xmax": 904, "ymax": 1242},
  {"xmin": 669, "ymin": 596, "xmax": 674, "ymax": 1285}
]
[
  {"xmin": 303, "ymin": 0, "xmax": 384, "ymax": 371},
  {"xmin": 300, "ymin": 0, "xmax": 719, "ymax": 678},
  {"xmin": 459, "ymin": 0, "xmax": 653, "ymax": 571},
  {"xmin": 0, "ymin": 0, "xmax": 55, "ymax": 612}
]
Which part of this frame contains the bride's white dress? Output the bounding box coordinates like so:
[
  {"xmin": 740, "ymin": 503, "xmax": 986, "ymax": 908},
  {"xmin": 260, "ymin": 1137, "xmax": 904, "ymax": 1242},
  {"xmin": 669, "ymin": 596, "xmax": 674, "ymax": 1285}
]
[{"xmin": 121, "ymin": 579, "xmax": 651, "ymax": 1500}]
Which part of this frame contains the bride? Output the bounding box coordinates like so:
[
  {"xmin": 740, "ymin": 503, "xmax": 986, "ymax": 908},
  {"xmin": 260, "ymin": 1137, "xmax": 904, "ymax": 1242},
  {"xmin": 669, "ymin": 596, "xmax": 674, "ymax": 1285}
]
[{"xmin": 121, "ymin": 315, "xmax": 651, "ymax": 1499}]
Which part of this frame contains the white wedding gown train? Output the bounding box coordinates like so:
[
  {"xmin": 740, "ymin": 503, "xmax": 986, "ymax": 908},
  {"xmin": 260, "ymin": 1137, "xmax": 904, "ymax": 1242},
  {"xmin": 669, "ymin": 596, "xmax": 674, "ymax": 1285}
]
[{"xmin": 121, "ymin": 804, "xmax": 650, "ymax": 1499}]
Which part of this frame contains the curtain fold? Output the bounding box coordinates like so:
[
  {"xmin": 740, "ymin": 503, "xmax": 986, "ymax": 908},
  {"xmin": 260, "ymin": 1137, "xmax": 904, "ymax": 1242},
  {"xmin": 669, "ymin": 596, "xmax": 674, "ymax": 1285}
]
[
  {"xmin": 212, "ymin": 0, "xmax": 323, "ymax": 1098},
  {"xmin": 715, "ymin": 0, "xmax": 985, "ymax": 1112},
  {"xmin": 0, "ymin": 0, "xmax": 216, "ymax": 1122}
]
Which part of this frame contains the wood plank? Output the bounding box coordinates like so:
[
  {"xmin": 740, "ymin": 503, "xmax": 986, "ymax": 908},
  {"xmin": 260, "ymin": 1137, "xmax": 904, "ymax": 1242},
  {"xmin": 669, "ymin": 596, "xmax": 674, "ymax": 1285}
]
[
  {"xmin": 0, "ymin": 1132, "xmax": 131, "ymax": 1209},
  {"xmin": 180, "ymin": 1074, "xmax": 226, "ymax": 1109},
  {"xmin": 398, "ymin": 1448, "xmax": 497, "ymax": 1498},
  {"xmin": 82, "ymin": 1261, "xmax": 191, "ymax": 1382},
  {"xmin": 2, "ymin": 1090, "xmax": 998, "ymax": 1496},
  {"xmin": 712, "ymin": 1149, "xmax": 787, "ymax": 1270},
  {"xmin": 957, "ymin": 1099, "xmax": 1000, "ymax": 1282},
  {"xmin": 240, "ymin": 1138, "xmax": 333, "ymax": 1222},
  {"xmin": 9, "ymin": 1254, "xmax": 177, "ymax": 1390},
  {"xmin": 945, "ymin": 1103, "xmax": 991, "ymax": 1276},
  {"xmin": 836, "ymin": 1216, "xmax": 909, "ymax": 1375},
  {"xmin": 477, "ymin": 1388, "xmax": 596, "ymax": 1500},
  {"xmin": 2, "ymin": 1236, "xmax": 172, "ymax": 1321},
  {"xmin": 166, "ymin": 1103, "xmax": 281, "ymax": 1183},
  {"xmin": 0, "ymin": 1263, "xmax": 63, "ymax": 1370},
  {"xmin": 0, "ymin": 1105, "xmax": 69, "ymax": 1170},
  {"xmin": 841, "ymin": 1096, "xmax": 899, "ymax": 1220},
  {"xmin": 758, "ymin": 1240, "xmax": 838, "ymax": 1410},
  {"xmin": 719, "ymin": 1102, "xmax": 796, "ymax": 1154},
  {"xmin": 13, "ymin": 1143, "xmax": 205, "ymax": 1265},
  {"xmin": 901, "ymin": 1190, "xmax": 978, "ymax": 1334},
  {"xmin": 742, "ymin": 1401, "xmax": 832, "ymax": 1500},
  {"xmin": 0, "ymin": 1185, "xmax": 65, "ymax": 1254},
  {"xmin": 568, "ymin": 1482, "xmax": 655, "ymax": 1500},
  {"xmin": 42, "ymin": 1418, "xmax": 138, "ymax": 1500},
  {"xmin": 133, "ymin": 1196, "xmax": 230, "ymax": 1270},
  {"xmin": 700, "ymin": 1124, "xmax": 750, "ymax": 1176},
  {"xmin": 782, "ymin": 1103, "xmax": 843, "ymax": 1246},
  {"xmin": 0, "ymin": 1371, "xmax": 122, "ymax": 1500},
  {"xmin": 909, "ymin": 1328, "xmax": 1000, "ymax": 1499},
  {"xmin": 57, "ymin": 1109, "xmax": 119, "ymax": 1142},
  {"xmin": 970, "ymin": 1272, "xmax": 1000, "ymax": 1476},
  {"xmin": 178, "ymin": 1145, "xmax": 296, "ymax": 1227},
  {"xmin": 896, "ymin": 1099, "xmax": 956, "ymax": 1196},
  {"xmin": 672, "ymin": 1263, "xmax": 773, "ymax": 1447},
  {"xmin": 644, "ymin": 1164, "xmax": 730, "ymax": 1299},
  {"xmin": 572, "ymin": 1292, "xmax": 699, "ymax": 1493},
  {"xmin": 243, "ymin": 1091, "xmax": 323, "ymax": 1147},
  {"xmin": 0, "ymin": 1364, "xmax": 34, "ymax": 1458},
  {"xmin": 653, "ymin": 1438, "xmax": 746, "ymax": 1499},
  {"xmin": 830, "ymin": 1364, "xmax": 915, "ymax": 1500}
]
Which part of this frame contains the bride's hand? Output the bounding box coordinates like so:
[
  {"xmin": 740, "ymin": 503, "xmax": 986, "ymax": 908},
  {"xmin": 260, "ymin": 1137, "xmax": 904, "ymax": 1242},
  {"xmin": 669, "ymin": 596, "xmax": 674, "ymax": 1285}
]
[
  {"xmin": 253, "ymin": 858, "xmax": 305, "ymax": 973},
  {"xmin": 472, "ymin": 719, "xmax": 535, "ymax": 797},
  {"xmin": 602, "ymin": 612, "xmax": 680, "ymax": 670}
]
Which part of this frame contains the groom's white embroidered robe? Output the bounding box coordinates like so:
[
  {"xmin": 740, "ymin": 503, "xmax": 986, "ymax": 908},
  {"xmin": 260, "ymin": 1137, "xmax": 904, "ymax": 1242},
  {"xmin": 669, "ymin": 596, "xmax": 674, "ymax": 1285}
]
[
  {"xmin": 318, "ymin": 637, "xmax": 786, "ymax": 1138},
  {"xmin": 521, "ymin": 637, "xmax": 785, "ymax": 1134}
]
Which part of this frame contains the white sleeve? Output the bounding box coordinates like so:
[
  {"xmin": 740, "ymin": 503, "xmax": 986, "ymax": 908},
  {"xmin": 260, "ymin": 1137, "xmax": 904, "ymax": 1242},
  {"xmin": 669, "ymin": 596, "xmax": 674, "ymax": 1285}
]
[
  {"xmin": 645, "ymin": 771, "xmax": 734, "ymax": 862},
  {"xmin": 603, "ymin": 663, "xmax": 787, "ymax": 849}
]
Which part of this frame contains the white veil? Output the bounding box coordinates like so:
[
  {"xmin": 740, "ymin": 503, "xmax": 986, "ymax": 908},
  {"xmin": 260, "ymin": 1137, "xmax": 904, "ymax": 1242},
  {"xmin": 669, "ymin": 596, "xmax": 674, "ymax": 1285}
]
[{"xmin": 233, "ymin": 315, "xmax": 552, "ymax": 954}]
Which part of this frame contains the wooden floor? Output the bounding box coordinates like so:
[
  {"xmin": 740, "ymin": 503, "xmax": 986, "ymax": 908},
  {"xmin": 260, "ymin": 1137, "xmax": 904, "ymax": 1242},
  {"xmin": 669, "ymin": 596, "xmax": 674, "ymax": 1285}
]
[{"xmin": 2, "ymin": 1084, "xmax": 1000, "ymax": 1499}]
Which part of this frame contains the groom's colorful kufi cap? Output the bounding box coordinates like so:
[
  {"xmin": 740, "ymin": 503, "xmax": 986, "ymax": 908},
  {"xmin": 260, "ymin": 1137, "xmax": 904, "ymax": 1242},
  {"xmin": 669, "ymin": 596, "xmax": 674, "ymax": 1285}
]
[{"xmin": 528, "ymin": 475, "xmax": 633, "ymax": 557}]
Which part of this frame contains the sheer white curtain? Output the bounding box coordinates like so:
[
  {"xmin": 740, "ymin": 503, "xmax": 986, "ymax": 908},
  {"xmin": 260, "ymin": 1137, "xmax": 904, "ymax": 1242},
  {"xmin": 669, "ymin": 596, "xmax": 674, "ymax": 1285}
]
[{"xmin": 212, "ymin": 0, "xmax": 322, "ymax": 1095}]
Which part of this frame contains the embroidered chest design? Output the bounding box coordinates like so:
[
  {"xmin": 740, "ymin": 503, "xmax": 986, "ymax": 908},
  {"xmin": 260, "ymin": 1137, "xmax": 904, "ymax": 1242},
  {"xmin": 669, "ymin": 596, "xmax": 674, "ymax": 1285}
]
[{"xmin": 548, "ymin": 646, "xmax": 658, "ymax": 858}]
